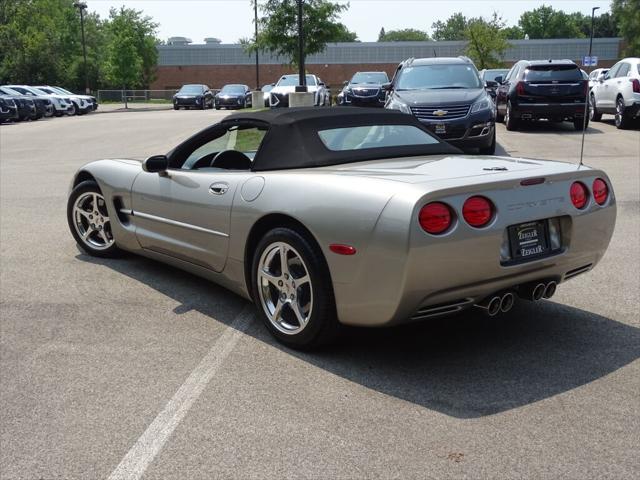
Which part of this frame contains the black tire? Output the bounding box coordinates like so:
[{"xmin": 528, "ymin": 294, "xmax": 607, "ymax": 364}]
[
  {"xmin": 67, "ymin": 180, "xmax": 122, "ymax": 258},
  {"xmin": 173, "ymin": 105, "xmax": 179, "ymax": 110},
  {"xmin": 615, "ymin": 96, "xmax": 631, "ymax": 129},
  {"xmin": 574, "ymin": 116, "xmax": 589, "ymax": 131},
  {"xmin": 72, "ymin": 103, "xmax": 80, "ymax": 115},
  {"xmin": 215, "ymin": 106, "xmax": 220, "ymax": 110},
  {"xmin": 505, "ymin": 101, "xmax": 519, "ymax": 131},
  {"xmin": 590, "ymin": 94, "xmax": 602, "ymax": 121},
  {"xmin": 479, "ymin": 129, "xmax": 496, "ymax": 155},
  {"xmin": 251, "ymin": 227, "xmax": 340, "ymax": 350}
]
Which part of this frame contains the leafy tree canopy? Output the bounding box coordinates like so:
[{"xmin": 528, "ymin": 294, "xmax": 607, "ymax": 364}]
[
  {"xmin": 432, "ymin": 13, "xmax": 468, "ymax": 41},
  {"xmin": 464, "ymin": 13, "xmax": 510, "ymax": 69},
  {"xmin": 378, "ymin": 28, "xmax": 431, "ymax": 42},
  {"xmin": 518, "ymin": 5, "xmax": 585, "ymax": 39},
  {"xmin": 612, "ymin": 0, "xmax": 640, "ymax": 56},
  {"xmin": 245, "ymin": 0, "xmax": 358, "ymax": 66}
]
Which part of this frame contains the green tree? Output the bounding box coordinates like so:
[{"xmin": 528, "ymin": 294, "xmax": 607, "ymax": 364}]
[
  {"xmin": 518, "ymin": 5, "xmax": 584, "ymax": 39},
  {"xmin": 502, "ymin": 25, "xmax": 524, "ymax": 39},
  {"xmin": 377, "ymin": 27, "xmax": 386, "ymax": 41},
  {"xmin": 245, "ymin": 0, "xmax": 357, "ymax": 66},
  {"xmin": 104, "ymin": 7, "xmax": 159, "ymax": 89},
  {"xmin": 378, "ymin": 28, "xmax": 430, "ymax": 42},
  {"xmin": 464, "ymin": 13, "xmax": 510, "ymax": 69},
  {"xmin": 612, "ymin": 0, "xmax": 640, "ymax": 56},
  {"xmin": 431, "ymin": 13, "xmax": 468, "ymax": 41}
]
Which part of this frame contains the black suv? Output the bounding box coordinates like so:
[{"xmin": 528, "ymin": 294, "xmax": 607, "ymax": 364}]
[
  {"xmin": 338, "ymin": 71, "xmax": 389, "ymax": 107},
  {"xmin": 173, "ymin": 84, "xmax": 214, "ymax": 110},
  {"xmin": 384, "ymin": 57, "xmax": 496, "ymax": 154},
  {"xmin": 495, "ymin": 59, "xmax": 588, "ymax": 131}
]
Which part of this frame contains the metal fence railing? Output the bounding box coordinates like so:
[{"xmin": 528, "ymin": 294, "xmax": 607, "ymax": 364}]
[{"xmin": 96, "ymin": 89, "xmax": 178, "ymax": 104}]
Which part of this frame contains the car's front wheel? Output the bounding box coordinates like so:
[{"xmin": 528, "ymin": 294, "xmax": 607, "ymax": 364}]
[
  {"xmin": 67, "ymin": 180, "xmax": 121, "ymax": 258},
  {"xmin": 479, "ymin": 129, "xmax": 496, "ymax": 155},
  {"xmin": 589, "ymin": 94, "xmax": 602, "ymax": 121},
  {"xmin": 251, "ymin": 227, "xmax": 340, "ymax": 349}
]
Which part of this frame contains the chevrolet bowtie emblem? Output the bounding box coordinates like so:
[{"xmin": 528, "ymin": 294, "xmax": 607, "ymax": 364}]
[{"xmin": 434, "ymin": 109, "xmax": 448, "ymax": 116}]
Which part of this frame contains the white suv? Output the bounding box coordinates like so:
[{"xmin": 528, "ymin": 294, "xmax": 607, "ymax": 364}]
[{"xmin": 590, "ymin": 57, "xmax": 640, "ymax": 129}]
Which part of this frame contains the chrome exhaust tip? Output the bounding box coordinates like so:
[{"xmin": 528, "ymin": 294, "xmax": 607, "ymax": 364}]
[
  {"xmin": 500, "ymin": 292, "xmax": 515, "ymax": 313},
  {"xmin": 543, "ymin": 281, "xmax": 557, "ymax": 299},
  {"xmin": 475, "ymin": 296, "xmax": 502, "ymax": 317},
  {"xmin": 532, "ymin": 283, "xmax": 546, "ymax": 301}
]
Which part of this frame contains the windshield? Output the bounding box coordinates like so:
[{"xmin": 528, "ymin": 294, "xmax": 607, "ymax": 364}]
[
  {"xmin": 37, "ymin": 87, "xmax": 57, "ymax": 94},
  {"xmin": 277, "ymin": 75, "xmax": 317, "ymax": 87},
  {"xmin": 396, "ymin": 64, "xmax": 482, "ymax": 90},
  {"xmin": 350, "ymin": 72, "xmax": 388, "ymax": 84},
  {"xmin": 53, "ymin": 86, "xmax": 73, "ymax": 94},
  {"xmin": 178, "ymin": 85, "xmax": 205, "ymax": 94},
  {"xmin": 524, "ymin": 65, "xmax": 582, "ymax": 82},
  {"xmin": 220, "ymin": 85, "xmax": 245, "ymax": 94},
  {"xmin": 482, "ymin": 70, "xmax": 509, "ymax": 82},
  {"xmin": 261, "ymin": 84, "xmax": 274, "ymax": 92},
  {"xmin": 0, "ymin": 86, "xmax": 22, "ymax": 95}
]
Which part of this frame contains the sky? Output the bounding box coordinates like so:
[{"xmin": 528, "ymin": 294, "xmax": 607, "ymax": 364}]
[{"xmin": 86, "ymin": 0, "xmax": 613, "ymax": 44}]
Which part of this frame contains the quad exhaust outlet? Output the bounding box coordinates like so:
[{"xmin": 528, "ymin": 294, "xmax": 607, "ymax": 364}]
[
  {"xmin": 475, "ymin": 291, "xmax": 515, "ymax": 317},
  {"xmin": 518, "ymin": 280, "xmax": 557, "ymax": 301}
]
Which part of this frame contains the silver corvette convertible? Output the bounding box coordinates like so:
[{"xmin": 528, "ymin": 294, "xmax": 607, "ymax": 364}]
[{"xmin": 67, "ymin": 108, "xmax": 616, "ymax": 348}]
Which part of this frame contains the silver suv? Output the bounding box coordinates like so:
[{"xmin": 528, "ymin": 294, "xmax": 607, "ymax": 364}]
[{"xmin": 590, "ymin": 57, "xmax": 640, "ymax": 129}]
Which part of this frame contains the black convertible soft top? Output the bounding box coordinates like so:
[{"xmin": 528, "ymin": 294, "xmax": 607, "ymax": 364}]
[{"xmin": 221, "ymin": 107, "xmax": 461, "ymax": 171}]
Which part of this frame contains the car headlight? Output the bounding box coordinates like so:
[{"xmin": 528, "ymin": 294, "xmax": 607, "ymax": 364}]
[
  {"xmin": 471, "ymin": 99, "xmax": 491, "ymax": 113},
  {"xmin": 387, "ymin": 98, "xmax": 411, "ymax": 114}
]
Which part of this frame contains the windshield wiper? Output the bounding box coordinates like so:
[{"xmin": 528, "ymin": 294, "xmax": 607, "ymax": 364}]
[{"xmin": 429, "ymin": 86, "xmax": 469, "ymax": 89}]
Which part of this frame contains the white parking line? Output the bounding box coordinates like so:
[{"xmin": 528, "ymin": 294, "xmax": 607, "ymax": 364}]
[{"xmin": 107, "ymin": 305, "xmax": 255, "ymax": 480}]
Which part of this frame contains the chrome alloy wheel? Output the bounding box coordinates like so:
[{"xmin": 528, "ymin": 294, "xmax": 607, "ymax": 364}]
[
  {"xmin": 72, "ymin": 192, "xmax": 114, "ymax": 250},
  {"xmin": 257, "ymin": 242, "xmax": 313, "ymax": 335}
]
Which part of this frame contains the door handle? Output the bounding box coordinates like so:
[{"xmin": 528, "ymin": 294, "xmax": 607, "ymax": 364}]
[{"xmin": 209, "ymin": 182, "xmax": 229, "ymax": 195}]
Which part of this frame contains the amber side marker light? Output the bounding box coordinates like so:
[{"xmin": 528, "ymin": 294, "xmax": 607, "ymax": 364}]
[{"xmin": 329, "ymin": 244, "xmax": 357, "ymax": 255}]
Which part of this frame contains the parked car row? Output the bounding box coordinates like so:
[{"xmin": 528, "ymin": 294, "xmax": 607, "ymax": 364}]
[
  {"xmin": 0, "ymin": 84, "xmax": 97, "ymax": 123},
  {"xmin": 589, "ymin": 57, "xmax": 640, "ymax": 129}
]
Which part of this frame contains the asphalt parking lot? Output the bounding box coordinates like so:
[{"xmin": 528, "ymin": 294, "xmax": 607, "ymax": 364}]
[{"xmin": 1, "ymin": 110, "xmax": 639, "ymax": 479}]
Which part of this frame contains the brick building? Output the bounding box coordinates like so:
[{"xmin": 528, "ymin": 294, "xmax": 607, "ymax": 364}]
[{"xmin": 151, "ymin": 37, "xmax": 623, "ymax": 91}]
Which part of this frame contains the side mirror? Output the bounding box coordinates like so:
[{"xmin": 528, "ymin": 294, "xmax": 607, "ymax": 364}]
[
  {"xmin": 270, "ymin": 83, "xmax": 276, "ymax": 87},
  {"xmin": 382, "ymin": 82, "xmax": 393, "ymax": 91},
  {"xmin": 485, "ymin": 80, "xmax": 498, "ymax": 88},
  {"xmin": 143, "ymin": 155, "xmax": 169, "ymax": 173},
  {"xmin": 343, "ymin": 80, "xmax": 349, "ymax": 86},
  {"xmin": 494, "ymin": 75, "xmax": 503, "ymax": 84}
]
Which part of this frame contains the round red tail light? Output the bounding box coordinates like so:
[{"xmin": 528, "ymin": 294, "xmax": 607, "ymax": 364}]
[
  {"xmin": 419, "ymin": 202, "xmax": 452, "ymax": 234},
  {"xmin": 570, "ymin": 182, "xmax": 588, "ymax": 209},
  {"xmin": 592, "ymin": 178, "xmax": 608, "ymax": 205},
  {"xmin": 462, "ymin": 196, "xmax": 494, "ymax": 227}
]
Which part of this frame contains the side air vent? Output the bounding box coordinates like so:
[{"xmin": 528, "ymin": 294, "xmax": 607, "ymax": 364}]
[
  {"xmin": 411, "ymin": 298, "xmax": 474, "ymax": 321},
  {"xmin": 113, "ymin": 197, "xmax": 132, "ymax": 225},
  {"xmin": 564, "ymin": 264, "xmax": 593, "ymax": 280}
]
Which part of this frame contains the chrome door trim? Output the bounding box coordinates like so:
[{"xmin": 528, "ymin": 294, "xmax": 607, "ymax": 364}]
[{"xmin": 129, "ymin": 210, "xmax": 229, "ymax": 237}]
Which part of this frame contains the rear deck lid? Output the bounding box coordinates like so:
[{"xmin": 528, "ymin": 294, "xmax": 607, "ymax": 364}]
[{"xmin": 520, "ymin": 64, "xmax": 585, "ymax": 102}]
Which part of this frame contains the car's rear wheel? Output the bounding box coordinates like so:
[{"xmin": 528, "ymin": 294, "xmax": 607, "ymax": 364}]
[
  {"xmin": 505, "ymin": 101, "xmax": 519, "ymax": 131},
  {"xmin": 589, "ymin": 94, "xmax": 602, "ymax": 121},
  {"xmin": 72, "ymin": 103, "xmax": 80, "ymax": 115},
  {"xmin": 252, "ymin": 228, "xmax": 340, "ymax": 349},
  {"xmin": 573, "ymin": 116, "xmax": 589, "ymax": 131},
  {"xmin": 67, "ymin": 180, "xmax": 121, "ymax": 258},
  {"xmin": 615, "ymin": 96, "xmax": 631, "ymax": 129},
  {"xmin": 173, "ymin": 105, "xmax": 179, "ymax": 110}
]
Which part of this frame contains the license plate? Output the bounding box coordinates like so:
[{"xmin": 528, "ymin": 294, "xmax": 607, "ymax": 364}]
[
  {"xmin": 508, "ymin": 220, "xmax": 550, "ymax": 260},
  {"xmin": 435, "ymin": 123, "xmax": 446, "ymax": 134}
]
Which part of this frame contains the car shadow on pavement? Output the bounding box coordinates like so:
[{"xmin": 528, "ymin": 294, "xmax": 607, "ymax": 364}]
[
  {"xmin": 503, "ymin": 121, "xmax": 606, "ymax": 134},
  {"xmin": 78, "ymin": 252, "xmax": 640, "ymax": 419}
]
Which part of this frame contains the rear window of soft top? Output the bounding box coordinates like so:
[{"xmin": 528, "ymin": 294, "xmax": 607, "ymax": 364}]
[{"xmin": 524, "ymin": 65, "xmax": 582, "ymax": 82}]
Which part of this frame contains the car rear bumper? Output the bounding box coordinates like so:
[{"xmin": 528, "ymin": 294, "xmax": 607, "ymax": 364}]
[
  {"xmin": 512, "ymin": 101, "xmax": 587, "ymax": 120},
  {"xmin": 332, "ymin": 170, "xmax": 616, "ymax": 327}
]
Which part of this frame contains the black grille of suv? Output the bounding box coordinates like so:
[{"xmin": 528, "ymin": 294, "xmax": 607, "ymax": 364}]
[
  {"xmin": 410, "ymin": 104, "xmax": 470, "ymax": 120},
  {"xmin": 352, "ymin": 88, "xmax": 379, "ymax": 97}
]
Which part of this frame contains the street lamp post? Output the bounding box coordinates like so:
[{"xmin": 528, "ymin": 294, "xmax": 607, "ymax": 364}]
[
  {"xmin": 295, "ymin": 0, "xmax": 307, "ymax": 92},
  {"xmin": 73, "ymin": 1, "xmax": 89, "ymax": 94},
  {"xmin": 254, "ymin": 0, "xmax": 259, "ymax": 90}
]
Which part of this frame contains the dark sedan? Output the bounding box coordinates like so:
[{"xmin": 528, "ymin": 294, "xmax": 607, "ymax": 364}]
[
  {"xmin": 173, "ymin": 84, "xmax": 214, "ymax": 110},
  {"xmin": 479, "ymin": 68, "xmax": 509, "ymax": 101},
  {"xmin": 338, "ymin": 71, "xmax": 389, "ymax": 107},
  {"xmin": 0, "ymin": 86, "xmax": 37, "ymax": 120},
  {"xmin": 215, "ymin": 84, "xmax": 252, "ymax": 109},
  {"xmin": 0, "ymin": 95, "xmax": 19, "ymax": 122}
]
